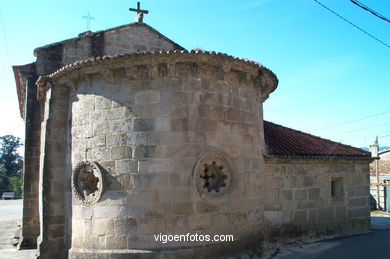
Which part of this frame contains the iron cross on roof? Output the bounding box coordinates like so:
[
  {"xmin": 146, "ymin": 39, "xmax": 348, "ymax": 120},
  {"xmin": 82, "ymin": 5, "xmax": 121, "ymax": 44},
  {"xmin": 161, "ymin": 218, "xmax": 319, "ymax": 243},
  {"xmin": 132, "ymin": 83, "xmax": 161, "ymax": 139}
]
[{"xmin": 129, "ymin": 2, "xmax": 149, "ymax": 23}]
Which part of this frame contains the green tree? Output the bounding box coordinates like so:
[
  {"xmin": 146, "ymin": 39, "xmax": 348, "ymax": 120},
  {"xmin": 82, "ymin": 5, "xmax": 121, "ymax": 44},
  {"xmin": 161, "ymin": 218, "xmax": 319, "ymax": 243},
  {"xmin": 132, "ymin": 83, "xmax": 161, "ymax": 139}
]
[{"xmin": 0, "ymin": 135, "xmax": 23, "ymax": 197}]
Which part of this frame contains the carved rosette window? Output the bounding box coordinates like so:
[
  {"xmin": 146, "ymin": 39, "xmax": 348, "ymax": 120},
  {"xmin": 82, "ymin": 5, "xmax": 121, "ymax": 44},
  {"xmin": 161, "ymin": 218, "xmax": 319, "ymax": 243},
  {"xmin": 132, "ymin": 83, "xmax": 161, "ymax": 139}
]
[
  {"xmin": 194, "ymin": 151, "xmax": 235, "ymax": 199},
  {"xmin": 72, "ymin": 161, "xmax": 104, "ymax": 206}
]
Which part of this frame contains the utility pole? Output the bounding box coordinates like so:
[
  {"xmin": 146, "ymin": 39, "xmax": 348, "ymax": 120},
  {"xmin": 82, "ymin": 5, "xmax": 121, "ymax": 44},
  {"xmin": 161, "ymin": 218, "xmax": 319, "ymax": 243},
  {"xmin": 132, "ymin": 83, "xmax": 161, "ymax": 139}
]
[{"xmin": 370, "ymin": 136, "xmax": 381, "ymax": 209}]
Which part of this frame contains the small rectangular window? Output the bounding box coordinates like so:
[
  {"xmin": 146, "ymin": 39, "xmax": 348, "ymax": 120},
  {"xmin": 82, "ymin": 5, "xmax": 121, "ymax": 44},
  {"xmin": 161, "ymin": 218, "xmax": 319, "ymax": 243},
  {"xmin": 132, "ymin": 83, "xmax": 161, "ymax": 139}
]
[{"xmin": 331, "ymin": 177, "xmax": 344, "ymax": 200}]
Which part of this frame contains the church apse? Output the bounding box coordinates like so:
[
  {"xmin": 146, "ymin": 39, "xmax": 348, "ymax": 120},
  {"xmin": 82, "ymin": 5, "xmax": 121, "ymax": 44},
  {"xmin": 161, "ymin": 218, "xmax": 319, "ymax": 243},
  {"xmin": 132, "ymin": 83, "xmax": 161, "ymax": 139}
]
[{"xmin": 54, "ymin": 52, "xmax": 277, "ymax": 257}]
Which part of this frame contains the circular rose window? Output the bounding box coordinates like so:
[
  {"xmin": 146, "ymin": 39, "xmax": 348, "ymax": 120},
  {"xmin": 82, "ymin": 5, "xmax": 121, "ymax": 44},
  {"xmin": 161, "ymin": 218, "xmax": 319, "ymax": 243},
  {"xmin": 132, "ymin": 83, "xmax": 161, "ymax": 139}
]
[
  {"xmin": 193, "ymin": 150, "xmax": 235, "ymax": 199},
  {"xmin": 72, "ymin": 161, "xmax": 104, "ymax": 206}
]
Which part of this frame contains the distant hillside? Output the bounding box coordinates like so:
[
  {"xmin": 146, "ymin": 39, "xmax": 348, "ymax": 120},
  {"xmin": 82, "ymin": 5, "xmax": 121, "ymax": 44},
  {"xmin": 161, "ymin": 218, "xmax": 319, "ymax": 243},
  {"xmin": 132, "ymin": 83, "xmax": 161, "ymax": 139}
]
[{"xmin": 361, "ymin": 146, "xmax": 390, "ymax": 152}]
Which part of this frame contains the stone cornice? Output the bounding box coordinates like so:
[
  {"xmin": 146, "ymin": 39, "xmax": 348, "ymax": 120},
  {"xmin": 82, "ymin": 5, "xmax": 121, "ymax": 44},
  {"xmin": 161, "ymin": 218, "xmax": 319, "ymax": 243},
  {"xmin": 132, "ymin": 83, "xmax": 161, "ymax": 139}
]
[{"xmin": 34, "ymin": 50, "xmax": 278, "ymax": 102}]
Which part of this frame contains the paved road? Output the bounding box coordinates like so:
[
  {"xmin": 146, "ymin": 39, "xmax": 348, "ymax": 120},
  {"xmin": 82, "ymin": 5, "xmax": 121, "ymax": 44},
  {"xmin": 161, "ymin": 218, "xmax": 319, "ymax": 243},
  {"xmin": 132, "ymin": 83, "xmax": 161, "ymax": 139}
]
[
  {"xmin": 0, "ymin": 199, "xmax": 36, "ymax": 259},
  {"xmin": 267, "ymin": 216, "xmax": 390, "ymax": 259}
]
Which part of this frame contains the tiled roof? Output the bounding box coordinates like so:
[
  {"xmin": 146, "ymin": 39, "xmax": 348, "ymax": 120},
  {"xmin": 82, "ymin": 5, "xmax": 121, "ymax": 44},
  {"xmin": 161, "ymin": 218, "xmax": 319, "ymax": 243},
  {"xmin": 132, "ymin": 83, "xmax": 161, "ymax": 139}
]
[{"xmin": 264, "ymin": 121, "xmax": 371, "ymax": 159}]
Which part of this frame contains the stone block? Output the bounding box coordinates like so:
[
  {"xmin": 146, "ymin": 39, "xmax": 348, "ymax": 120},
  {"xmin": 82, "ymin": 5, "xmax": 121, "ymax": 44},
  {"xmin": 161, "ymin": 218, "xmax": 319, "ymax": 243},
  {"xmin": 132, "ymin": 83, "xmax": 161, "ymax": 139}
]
[
  {"xmin": 72, "ymin": 125, "xmax": 93, "ymax": 139},
  {"xmin": 111, "ymin": 146, "xmax": 132, "ymax": 160},
  {"xmin": 144, "ymin": 203, "xmax": 171, "ymax": 217},
  {"xmin": 133, "ymin": 118, "xmax": 154, "ymax": 132},
  {"xmin": 108, "ymin": 107, "xmax": 126, "ymax": 120},
  {"xmin": 264, "ymin": 189, "xmax": 279, "ymax": 202},
  {"xmin": 138, "ymin": 217, "xmax": 167, "ymax": 234},
  {"xmin": 112, "ymin": 119, "xmax": 133, "ymax": 133},
  {"xmin": 211, "ymin": 213, "xmax": 230, "ymax": 229},
  {"xmin": 83, "ymin": 236, "xmax": 103, "ymax": 250},
  {"xmin": 114, "ymin": 218, "xmax": 137, "ymax": 235},
  {"xmin": 135, "ymin": 90, "xmax": 159, "ymax": 104},
  {"xmin": 282, "ymin": 190, "xmax": 293, "ymax": 201},
  {"xmin": 160, "ymin": 91, "xmax": 189, "ymax": 104},
  {"xmin": 167, "ymin": 215, "xmax": 189, "ymax": 232},
  {"xmin": 155, "ymin": 118, "xmax": 171, "ymax": 131},
  {"xmin": 348, "ymin": 207, "xmax": 369, "ymax": 218},
  {"xmin": 127, "ymin": 133, "xmax": 145, "ymax": 145},
  {"xmin": 72, "ymin": 139, "xmax": 86, "ymax": 152},
  {"xmin": 133, "ymin": 145, "xmax": 155, "ymax": 159},
  {"xmin": 86, "ymin": 136, "xmax": 106, "ymax": 149},
  {"xmin": 138, "ymin": 160, "xmax": 149, "ymax": 173},
  {"xmin": 126, "ymin": 191, "xmax": 158, "ymax": 205},
  {"xmin": 308, "ymin": 209, "xmax": 317, "ymax": 223},
  {"xmin": 348, "ymin": 185, "xmax": 369, "ymax": 197},
  {"xmin": 99, "ymin": 191, "xmax": 126, "ymax": 206},
  {"xmin": 303, "ymin": 176, "xmax": 314, "ymax": 187},
  {"xmin": 106, "ymin": 133, "xmax": 127, "ymax": 146},
  {"xmin": 230, "ymin": 211, "xmax": 247, "ymax": 225},
  {"xmin": 115, "ymin": 159, "xmax": 138, "ymax": 174},
  {"xmin": 308, "ymin": 188, "xmax": 320, "ymax": 200},
  {"xmin": 95, "ymin": 96, "xmax": 111, "ymax": 110},
  {"xmin": 106, "ymin": 235, "xmax": 128, "ymax": 249},
  {"xmin": 318, "ymin": 207, "xmax": 335, "ymax": 222},
  {"xmin": 93, "ymin": 147, "xmax": 111, "ymax": 160},
  {"xmin": 93, "ymin": 206, "xmax": 122, "ymax": 219},
  {"xmin": 93, "ymin": 121, "xmax": 110, "ymax": 136},
  {"xmin": 335, "ymin": 206, "xmax": 347, "ymax": 220},
  {"xmin": 92, "ymin": 219, "xmax": 115, "ymax": 235},
  {"xmin": 348, "ymin": 197, "xmax": 367, "ymax": 207},
  {"xmin": 73, "ymin": 205, "xmax": 93, "ymax": 219},
  {"xmin": 83, "ymin": 95, "xmax": 95, "ymax": 111},
  {"xmin": 173, "ymin": 202, "xmax": 194, "ymax": 214},
  {"xmin": 83, "ymin": 220, "xmax": 92, "ymax": 235},
  {"xmin": 248, "ymin": 208, "xmax": 263, "ymax": 222},
  {"xmin": 294, "ymin": 189, "xmax": 307, "ymax": 201},
  {"xmin": 188, "ymin": 214, "xmax": 212, "ymax": 230},
  {"xmin": 264, "ymin": 211, "xmax": 283, "ymax": 225},
  {"xmin": 297, "ymin": 201, "xmax": 318, "ymax": 209},
  {"xmin": 130, "ymin": 104, "xmax": 152, "ymax": 117},
  {"xmin": 293, "ymin": 210, "xmax": 307, "ymax": 224},
  {"xmin": 194, "ymin": 119, "xmax": 218, "ymax": 132},
  {"xmin": 132, "ymin": 173, "xmax": 169, "ymax": 191},
  {"xmin": 149, "ymin": 159, "xmax": 174, "ymax": 172},
  {"xmin": 171, "ymin": 118, "xmax": 189, "ymax": 131},
  {"xmin": 195, "ymin": 201, "xmax": 219, "ymax": 213}
]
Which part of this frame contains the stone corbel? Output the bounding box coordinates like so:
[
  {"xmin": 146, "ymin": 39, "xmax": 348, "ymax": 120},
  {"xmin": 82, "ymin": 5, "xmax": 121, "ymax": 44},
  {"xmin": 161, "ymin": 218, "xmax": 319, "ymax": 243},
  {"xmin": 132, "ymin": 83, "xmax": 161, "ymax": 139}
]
[
  {"xmin": 125, "ymin": 66, "xmax": 135, "ymax": 80},
  {"xmin": 102, "ymin": 69, "xmax": 115, "ymax": 83},
  {"xmin": 36, "ymin": 76, "xmax": 50, "ymax": 102}
]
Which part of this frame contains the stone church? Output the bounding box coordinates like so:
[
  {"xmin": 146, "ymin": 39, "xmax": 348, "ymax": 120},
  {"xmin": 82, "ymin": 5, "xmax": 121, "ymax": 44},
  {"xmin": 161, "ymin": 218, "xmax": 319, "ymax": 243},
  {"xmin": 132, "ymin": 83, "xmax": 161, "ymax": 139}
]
[{"xmin": 13, "ymin": 5, "xmax": 372, "ymax": 258}]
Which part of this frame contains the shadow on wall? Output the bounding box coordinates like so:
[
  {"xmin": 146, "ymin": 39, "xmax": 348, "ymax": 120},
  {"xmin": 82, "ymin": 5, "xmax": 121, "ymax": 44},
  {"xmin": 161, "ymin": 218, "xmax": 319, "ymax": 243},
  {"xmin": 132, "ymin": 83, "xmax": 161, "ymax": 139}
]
[{"xmin": 370, "ymin": 194, "xmax": 377, "ymax": 210}]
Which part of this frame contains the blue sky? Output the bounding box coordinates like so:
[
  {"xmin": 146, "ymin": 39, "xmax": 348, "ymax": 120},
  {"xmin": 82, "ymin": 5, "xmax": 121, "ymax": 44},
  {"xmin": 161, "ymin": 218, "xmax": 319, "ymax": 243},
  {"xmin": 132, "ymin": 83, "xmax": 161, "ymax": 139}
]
[{"xmin": 0, "ymin": 0, "xmax": 389, "ymax": 149}]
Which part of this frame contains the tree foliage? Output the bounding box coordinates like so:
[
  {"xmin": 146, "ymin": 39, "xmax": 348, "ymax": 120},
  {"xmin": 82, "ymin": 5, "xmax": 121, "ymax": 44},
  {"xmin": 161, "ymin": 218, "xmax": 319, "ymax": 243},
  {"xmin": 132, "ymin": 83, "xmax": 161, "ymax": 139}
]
[{"xmin": 0, "ymin": 135, "xmax": 23, "ymax": 196}]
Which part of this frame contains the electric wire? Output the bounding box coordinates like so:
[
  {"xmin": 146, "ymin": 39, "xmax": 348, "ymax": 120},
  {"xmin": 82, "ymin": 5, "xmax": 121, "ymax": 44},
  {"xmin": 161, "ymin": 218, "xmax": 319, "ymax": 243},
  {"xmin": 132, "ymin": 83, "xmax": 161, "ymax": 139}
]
[
  {"xmin": 350, "ymin": 0, "xmax": 390, "ymax": 23},
  {"xmin": 312, "ymin": 110, "xmax": 390, "ymax": 131},
  {"xmin": 329, "ymin": 121, "xmax": 390, "ymax": 137},
  {"xmin": 312, "ymin": 0, "xmax": 390, "ymax": 49}
]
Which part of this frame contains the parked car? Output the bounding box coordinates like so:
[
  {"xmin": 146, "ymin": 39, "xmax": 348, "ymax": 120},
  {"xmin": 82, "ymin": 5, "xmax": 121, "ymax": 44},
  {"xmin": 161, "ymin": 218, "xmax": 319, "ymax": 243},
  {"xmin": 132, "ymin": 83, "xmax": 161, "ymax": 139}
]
[{"xmin": 1, "ymin": 192, "xmax": 15, "ymax": 200}]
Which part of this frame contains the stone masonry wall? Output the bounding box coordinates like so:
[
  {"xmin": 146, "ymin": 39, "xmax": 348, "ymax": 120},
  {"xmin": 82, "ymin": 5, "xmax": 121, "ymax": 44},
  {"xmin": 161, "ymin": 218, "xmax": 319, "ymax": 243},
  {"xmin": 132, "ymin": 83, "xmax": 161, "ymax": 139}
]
[
  {"xmin": 21, "ymin": 68, "xmax": 41, "ymax": 248},
  {"xmin": 52, "ymin": 54, "xmax": 274, "ymax": 256},
  {"xmin": 264, "ymin": 158, "xmax": 371, "ymax": 242},
  {"xmin": 36, "ymin": 84, "xmax": 70, "ymax": 259},
  {"xmin": 35, "ymin": 23, "xmax": 182, "ymax": 70}
]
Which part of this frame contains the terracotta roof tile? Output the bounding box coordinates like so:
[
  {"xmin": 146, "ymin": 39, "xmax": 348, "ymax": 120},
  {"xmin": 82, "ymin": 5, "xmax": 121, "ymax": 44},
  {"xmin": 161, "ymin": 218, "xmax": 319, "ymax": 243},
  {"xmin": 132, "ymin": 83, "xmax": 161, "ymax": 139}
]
[{"xmin": 264, "ymin": 121, "xmax": 370, "ymax": 159}]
